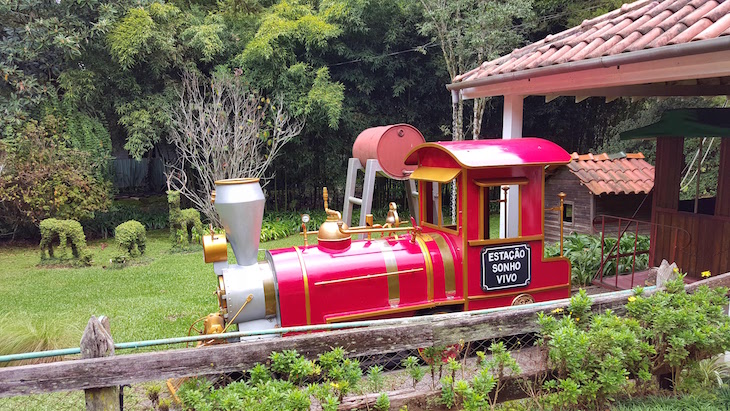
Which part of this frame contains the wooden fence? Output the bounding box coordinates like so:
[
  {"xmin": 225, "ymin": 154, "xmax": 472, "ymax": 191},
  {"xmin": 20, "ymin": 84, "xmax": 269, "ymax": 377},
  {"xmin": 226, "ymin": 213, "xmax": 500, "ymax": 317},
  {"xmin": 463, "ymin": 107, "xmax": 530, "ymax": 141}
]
[{"xmin": 1, "ymin": 273, "xmax": 729, "ymax": 409}]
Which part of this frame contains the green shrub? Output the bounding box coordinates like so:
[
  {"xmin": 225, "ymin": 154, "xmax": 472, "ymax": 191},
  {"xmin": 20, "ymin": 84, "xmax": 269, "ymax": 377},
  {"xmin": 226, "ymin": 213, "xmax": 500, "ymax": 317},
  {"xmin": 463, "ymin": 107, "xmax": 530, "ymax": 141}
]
[
  {"xmin": 269, "ymin": 349, "xmax": 320, "ymax": 385},
  {"xmin": 82, "ymin": 198, "xmax": 168, "ymax": 239},
  {"xmin": 115, "ymin": 220, "xmax": 146, "ymax": 257},
  {"xmin": 626, "ymin": 275, "xmax": 730, "ymax": 393},
  {"xmin": 367, "ymin": 365, "xmax": 385, "ymax": 392},
  {"xmin": 317, "ymin": 346, "xmax": 361, "ymax": 400},
  {"xmin": 0, "ymin": 117, "xmax": 111, "ymax": 230},
  {"xmin": 39, "ymin": 218, "xmax": 92, "ymax": 265},
  {"xmin": 537, "ymin": 291, "xmax": 653, "ymax": 409},
  {"xmin": 402, "ymin": 356, "xmax": 425, "ymax": 389},
  {"xmin": 167, "ymin": 190, "xmax": 204, "ymax": 247}
]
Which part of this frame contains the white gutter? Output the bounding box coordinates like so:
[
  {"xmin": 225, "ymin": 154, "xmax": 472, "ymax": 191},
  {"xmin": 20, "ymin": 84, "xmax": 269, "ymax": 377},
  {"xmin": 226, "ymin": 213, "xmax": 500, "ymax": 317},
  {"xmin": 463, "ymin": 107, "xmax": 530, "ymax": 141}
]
[{"xmin": 446, "ymin": 37, "xmax": 730, "ymax": 92}]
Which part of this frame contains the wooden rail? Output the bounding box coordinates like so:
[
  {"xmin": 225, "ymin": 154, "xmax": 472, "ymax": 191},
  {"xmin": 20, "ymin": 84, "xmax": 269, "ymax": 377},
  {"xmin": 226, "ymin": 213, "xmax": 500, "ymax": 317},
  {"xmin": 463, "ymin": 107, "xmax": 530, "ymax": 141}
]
[{"xmin": 1, "ymin": 273, "xmax": 728, "ymax": 402}]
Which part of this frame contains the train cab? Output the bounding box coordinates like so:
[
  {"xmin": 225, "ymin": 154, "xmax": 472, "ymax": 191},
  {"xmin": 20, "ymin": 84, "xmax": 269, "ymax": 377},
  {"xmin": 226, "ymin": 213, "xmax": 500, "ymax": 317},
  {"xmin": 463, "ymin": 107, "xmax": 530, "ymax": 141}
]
[{"xmin": 405, "ymin": 138, "xmax": 572, "ymax": 310}]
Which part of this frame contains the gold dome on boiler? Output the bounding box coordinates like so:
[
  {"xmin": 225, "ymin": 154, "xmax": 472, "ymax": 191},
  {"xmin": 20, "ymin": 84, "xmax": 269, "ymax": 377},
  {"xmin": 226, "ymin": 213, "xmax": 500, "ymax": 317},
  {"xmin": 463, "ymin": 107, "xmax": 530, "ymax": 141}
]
[{"xmin": 317, "ymin": 187, "xmax": 352, "ymax": 247}]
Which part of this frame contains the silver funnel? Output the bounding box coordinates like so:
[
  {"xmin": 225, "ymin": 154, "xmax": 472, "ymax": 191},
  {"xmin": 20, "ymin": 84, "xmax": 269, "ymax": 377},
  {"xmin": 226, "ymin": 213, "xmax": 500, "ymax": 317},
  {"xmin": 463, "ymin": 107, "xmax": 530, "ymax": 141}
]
[{"xmin": 214, "ymin": 178, "xmax": 265, "ymax": 266}]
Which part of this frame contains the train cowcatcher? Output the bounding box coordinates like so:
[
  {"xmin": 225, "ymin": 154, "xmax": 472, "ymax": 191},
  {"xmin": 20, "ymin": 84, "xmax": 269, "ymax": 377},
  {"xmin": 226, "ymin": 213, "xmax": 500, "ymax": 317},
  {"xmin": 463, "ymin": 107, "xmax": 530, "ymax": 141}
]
[{"xmin": 196, "ymin": 131, "xmax": 572, "ymax": 341}]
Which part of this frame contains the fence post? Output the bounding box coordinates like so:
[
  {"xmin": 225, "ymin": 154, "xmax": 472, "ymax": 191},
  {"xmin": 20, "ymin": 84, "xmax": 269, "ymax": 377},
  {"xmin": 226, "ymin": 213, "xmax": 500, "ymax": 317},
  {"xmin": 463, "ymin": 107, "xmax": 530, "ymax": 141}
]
[{"xmin": 80, "ymin": 316, "xmax": 120, "ymax": 411}]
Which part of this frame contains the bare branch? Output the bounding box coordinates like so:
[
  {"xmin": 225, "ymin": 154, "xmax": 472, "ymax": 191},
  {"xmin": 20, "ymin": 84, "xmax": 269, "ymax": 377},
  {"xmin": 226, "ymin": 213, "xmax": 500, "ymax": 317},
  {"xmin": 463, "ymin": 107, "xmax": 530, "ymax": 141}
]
[{"xmin": 167, "ymin": 71, "xmax": 304, "ymax": 225}]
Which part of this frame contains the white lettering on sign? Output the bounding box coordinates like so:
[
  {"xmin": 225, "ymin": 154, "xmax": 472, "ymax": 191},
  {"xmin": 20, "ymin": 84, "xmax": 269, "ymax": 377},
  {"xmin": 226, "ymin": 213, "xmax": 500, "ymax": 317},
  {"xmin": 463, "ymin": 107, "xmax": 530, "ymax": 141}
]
[
  {"xmin": 496, "ymin": 273, "xmax": 518, "ymax": 284},
  {"xmin": 487, "ymin": 248, "xmax": 526, "ymax": 262},
  {"xmin": 480, "ymin": 243, "xmax": 531, "ymax": 292},
  {"xmin": 492, "ymin": 261, "xmax": 521, "ymax": 273}
]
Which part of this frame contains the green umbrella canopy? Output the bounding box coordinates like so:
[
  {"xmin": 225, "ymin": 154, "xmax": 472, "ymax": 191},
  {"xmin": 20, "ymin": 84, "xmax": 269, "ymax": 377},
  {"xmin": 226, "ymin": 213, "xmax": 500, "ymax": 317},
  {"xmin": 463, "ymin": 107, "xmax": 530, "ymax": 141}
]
[{"xmin": 620, "ymin": 108, "xmax": 730, "ymax": 140}]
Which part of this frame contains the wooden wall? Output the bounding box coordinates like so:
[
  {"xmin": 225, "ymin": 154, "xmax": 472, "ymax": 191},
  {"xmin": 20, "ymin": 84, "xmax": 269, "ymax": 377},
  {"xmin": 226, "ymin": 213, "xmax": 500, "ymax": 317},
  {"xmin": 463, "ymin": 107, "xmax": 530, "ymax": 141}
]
[
  {"xmin": 652, "ymin": 138, "xmax": 730, "ymax": 277},
  {"xmin": 545, "ymin": 168, "xmax": 592, "ymax": 243},
  {"xmin": 654, "ymin": 210, "xmax": 730, "ymax": 276}
]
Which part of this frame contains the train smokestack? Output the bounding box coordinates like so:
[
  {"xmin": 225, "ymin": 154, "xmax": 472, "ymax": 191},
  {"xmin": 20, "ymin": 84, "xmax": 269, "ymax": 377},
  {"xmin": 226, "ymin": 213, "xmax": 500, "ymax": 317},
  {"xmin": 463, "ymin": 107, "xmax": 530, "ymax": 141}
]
[{"xmin": 214, "ymin": 178, "xmax": 265, "ymax": 266}]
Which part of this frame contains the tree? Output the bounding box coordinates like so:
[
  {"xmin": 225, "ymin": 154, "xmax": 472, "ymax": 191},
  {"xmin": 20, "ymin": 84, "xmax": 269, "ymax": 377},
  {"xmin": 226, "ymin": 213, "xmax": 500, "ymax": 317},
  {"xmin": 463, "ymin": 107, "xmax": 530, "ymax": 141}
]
[
  {"xmin": 167, "ymin": 70, "xmax": 304, "ymax": 225},
  {"xmin": 419, "ymin": 0, "xmax": 533, "ymax": 141}
]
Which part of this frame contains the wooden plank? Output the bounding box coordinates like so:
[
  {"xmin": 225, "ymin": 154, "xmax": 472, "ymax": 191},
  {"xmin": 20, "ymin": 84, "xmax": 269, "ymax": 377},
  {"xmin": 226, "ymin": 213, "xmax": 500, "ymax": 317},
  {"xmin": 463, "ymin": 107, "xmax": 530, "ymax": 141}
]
[
  {"xmin": 715, "ymin": 139, "xmax": 730, "ymax": 217},
  {"xmin": 0, "ymin": 323, "xmax": 432, "ymax": 398},
  {"xmin": 1, "ymin": 273, "xmax": 729, "ymax": 398},
  {"xmin": 717, "ymin": 222, "xmax": 730, "ymax": 273}
]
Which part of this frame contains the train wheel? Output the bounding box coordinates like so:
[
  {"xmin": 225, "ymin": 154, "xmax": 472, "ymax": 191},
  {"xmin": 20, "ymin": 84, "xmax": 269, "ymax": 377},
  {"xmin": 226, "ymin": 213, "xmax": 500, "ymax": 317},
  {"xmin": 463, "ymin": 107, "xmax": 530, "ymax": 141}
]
[{"xmin": 511, "ymin": 293, "xmax": 535, "ymax": 305}]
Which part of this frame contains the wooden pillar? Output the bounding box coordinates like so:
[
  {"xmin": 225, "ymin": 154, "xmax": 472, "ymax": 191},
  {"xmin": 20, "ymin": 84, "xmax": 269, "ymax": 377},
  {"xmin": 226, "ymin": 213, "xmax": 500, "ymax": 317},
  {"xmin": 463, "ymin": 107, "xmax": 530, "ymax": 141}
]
[
  {"xmin": 715, "ymin": 138, "xmax": 730, "ymax": 217},
  {"xmin": 81, "ymin": 316, "xmax": 119, "ymax": 411},
  {"xmin": 501, "ymin": 95, "xmax": 524, "ymax": 238}
]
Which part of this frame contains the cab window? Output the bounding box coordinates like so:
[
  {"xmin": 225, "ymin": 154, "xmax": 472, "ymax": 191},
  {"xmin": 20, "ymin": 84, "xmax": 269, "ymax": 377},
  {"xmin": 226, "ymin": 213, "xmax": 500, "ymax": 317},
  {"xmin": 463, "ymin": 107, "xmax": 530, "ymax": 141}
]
[
  {"xmin": 422, "ymin": 178, "xmax": 459, "ymax": 233},
  {"xmin": 476, "ymin": 178, "xmax": 527, "ymax": 241}
]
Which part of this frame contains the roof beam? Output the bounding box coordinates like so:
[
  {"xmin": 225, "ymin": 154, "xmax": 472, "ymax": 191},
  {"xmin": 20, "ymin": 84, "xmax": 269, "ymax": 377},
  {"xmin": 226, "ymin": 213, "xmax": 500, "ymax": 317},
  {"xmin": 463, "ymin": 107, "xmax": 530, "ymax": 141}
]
[
  {"xmin": 556, "ymin": 83, "xmax": 730, "ymax": 97},
  {"xmin": 458, "ymin": 49, "xmax": 730, "ymax": 99}
]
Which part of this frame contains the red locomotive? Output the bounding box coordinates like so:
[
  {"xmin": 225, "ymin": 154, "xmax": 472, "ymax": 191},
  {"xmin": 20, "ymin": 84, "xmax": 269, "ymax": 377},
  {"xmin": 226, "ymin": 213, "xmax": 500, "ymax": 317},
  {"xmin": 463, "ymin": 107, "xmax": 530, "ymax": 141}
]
[{"xmin": 200, "ymin": 135, "xmax": 572, "ymax": 335}]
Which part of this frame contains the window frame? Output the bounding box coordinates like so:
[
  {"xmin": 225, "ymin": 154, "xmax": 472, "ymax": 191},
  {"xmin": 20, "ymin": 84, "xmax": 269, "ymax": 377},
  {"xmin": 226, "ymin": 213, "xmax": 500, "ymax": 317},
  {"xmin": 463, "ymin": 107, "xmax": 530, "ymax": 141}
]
[
  {"xmin": 420, "ymin": 178, "xmax": 461, "ymax": 235},
  {"xmin": 475, "ymin": 177, "xmax": 528, "ymax": 245},
  {"xmin": 562, "ymin": 201, "xmax": 574, "ymax": 227}
]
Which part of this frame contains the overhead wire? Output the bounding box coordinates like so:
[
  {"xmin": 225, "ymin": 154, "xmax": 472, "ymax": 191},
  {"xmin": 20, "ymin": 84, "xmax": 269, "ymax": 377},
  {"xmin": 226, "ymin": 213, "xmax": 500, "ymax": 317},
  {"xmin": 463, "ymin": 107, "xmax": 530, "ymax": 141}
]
[{"xmin": 326, "ymin": 3, "xmax": 608, "ymax": 68}]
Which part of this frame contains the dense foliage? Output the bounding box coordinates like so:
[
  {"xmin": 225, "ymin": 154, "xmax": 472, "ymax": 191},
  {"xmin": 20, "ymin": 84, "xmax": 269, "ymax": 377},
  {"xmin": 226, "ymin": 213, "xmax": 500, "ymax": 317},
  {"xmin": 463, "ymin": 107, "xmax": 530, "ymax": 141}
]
[
  {"xmin": 177, "ymin": 347, "xmax": 365, "ymax": 411},
  {"xmin": 534, "ymin": 281, "xmax": 730, "ymax": 410},
  {"xmin": 627, "ymin": 276, "xmax": 730, "ymax": 393},
  {"xmin": 2, "ymin": 0, "xmax": 723, "ymax": 237},
  {"xmin": 0, "ymin": 116, "xmax": 111, "ymax": 232}
]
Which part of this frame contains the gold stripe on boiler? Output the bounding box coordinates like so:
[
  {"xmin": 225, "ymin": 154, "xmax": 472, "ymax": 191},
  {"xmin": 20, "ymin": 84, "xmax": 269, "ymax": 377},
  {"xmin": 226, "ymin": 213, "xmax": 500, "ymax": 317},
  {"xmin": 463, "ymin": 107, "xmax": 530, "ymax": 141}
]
[
  {"xmin": 293, "ymin": 246, "xmax": 311, "ymax": 325},
  {"xmin": 379, "ymin": 240, "xmax": 401, "ymax": 306},
  {"xmin": 414, "ymin": 235, "xmax": 435, "ymax": 301},
  {"xmin": 431, "ymin": 233, "xmax": 456, "ymax": 296}
]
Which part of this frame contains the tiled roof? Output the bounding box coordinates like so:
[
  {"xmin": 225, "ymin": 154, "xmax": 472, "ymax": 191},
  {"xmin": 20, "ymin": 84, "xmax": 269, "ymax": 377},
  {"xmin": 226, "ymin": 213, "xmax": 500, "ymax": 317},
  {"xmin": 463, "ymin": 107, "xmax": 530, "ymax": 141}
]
[
  {"xmin": 453, "ymin": 0, "xmax": 730, "ymax": 83},
  {"xmin": 567, "ymin": 152, "xmax": 655, "ymax": 195}
]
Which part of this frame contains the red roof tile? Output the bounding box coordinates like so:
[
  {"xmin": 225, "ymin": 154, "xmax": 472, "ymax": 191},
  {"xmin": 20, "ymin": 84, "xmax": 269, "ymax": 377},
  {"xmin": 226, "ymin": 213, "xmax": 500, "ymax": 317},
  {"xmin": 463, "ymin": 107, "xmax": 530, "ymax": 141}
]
[
  {"xmin": 566, "ymin": 152, "xmax": 655, "ymax": 195},
  {"xmin": 453, "ymin": 0, "xmax": 730, "ymax": 83}
]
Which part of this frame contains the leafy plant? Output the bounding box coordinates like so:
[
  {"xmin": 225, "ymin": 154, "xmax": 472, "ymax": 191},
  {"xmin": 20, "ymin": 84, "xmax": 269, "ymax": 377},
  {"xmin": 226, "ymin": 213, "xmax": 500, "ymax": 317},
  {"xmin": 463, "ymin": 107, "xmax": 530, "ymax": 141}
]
[
  {"xmin": 626, "ymin": 275, "xmax": 730, "ymax": 393},
  {"xmin": 402, "ymin": 356, "xmax": 425, "ymax": 389},
  {"xmin": 440, "ymin": 357, "xmax": 462, "ymax": 408},
  {"xmin": 374, "ymin": 392, "xmax": 390, "ymax": 411},
  {"xmin": 367, "ymin": 365, "xmax": 385, "ymax": 393},
  {"xmin": 269, "ymin": 349, "xmax": 320, "ymax": 385},
  {"xmin": 317, "ymin": 346, "xmax": 361, "ymax": 400},
  {"xmin": 537, "ymin": 291, "xmax": 653, "ymax": 409},
  {"xmin": 0, "ymin": 117, "xmax": 111, "ymax": 230}
]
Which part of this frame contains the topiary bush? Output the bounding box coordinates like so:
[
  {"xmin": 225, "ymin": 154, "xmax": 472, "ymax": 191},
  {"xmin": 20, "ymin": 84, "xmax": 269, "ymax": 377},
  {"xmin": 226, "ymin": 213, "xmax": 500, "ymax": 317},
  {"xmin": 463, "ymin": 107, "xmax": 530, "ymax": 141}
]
[
  {"xmin": 39, "ymin": 218, "xmax": 91, "ymax": 265},
  {"xmin": 115, "ymin": 220, "xmax": 146, "ymax": 257},
  {"xmin": 167, "ymin": 190, "xmax": 203, "ymax": 247}
]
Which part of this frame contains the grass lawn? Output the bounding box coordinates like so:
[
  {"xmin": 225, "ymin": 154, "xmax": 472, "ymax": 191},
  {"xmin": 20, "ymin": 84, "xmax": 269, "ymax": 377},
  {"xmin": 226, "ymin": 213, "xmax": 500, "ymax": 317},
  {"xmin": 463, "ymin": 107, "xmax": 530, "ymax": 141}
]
[
  {"xmin": 0, "ymin": 230, "xmax": 317, "ymax": 410},
  {"xmin": 0, "ymin": 230, "xmax": 316, "ymax": 350}
]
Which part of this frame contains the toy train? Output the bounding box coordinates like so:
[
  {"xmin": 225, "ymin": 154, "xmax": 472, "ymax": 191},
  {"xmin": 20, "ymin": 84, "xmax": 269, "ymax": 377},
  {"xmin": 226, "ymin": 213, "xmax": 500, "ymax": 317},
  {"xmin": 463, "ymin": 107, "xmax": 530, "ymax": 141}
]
[{"xmin": 199, "ymin": 136, "xmax": 572, "ymax": 336}]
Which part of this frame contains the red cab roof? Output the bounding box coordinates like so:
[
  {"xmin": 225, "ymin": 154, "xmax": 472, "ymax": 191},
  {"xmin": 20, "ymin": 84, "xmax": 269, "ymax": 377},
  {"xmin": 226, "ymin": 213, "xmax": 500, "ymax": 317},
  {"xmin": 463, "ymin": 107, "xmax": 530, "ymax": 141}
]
[{"xmin": 405, "ymin": 138, "xmax": 571, "ymax": 169}]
